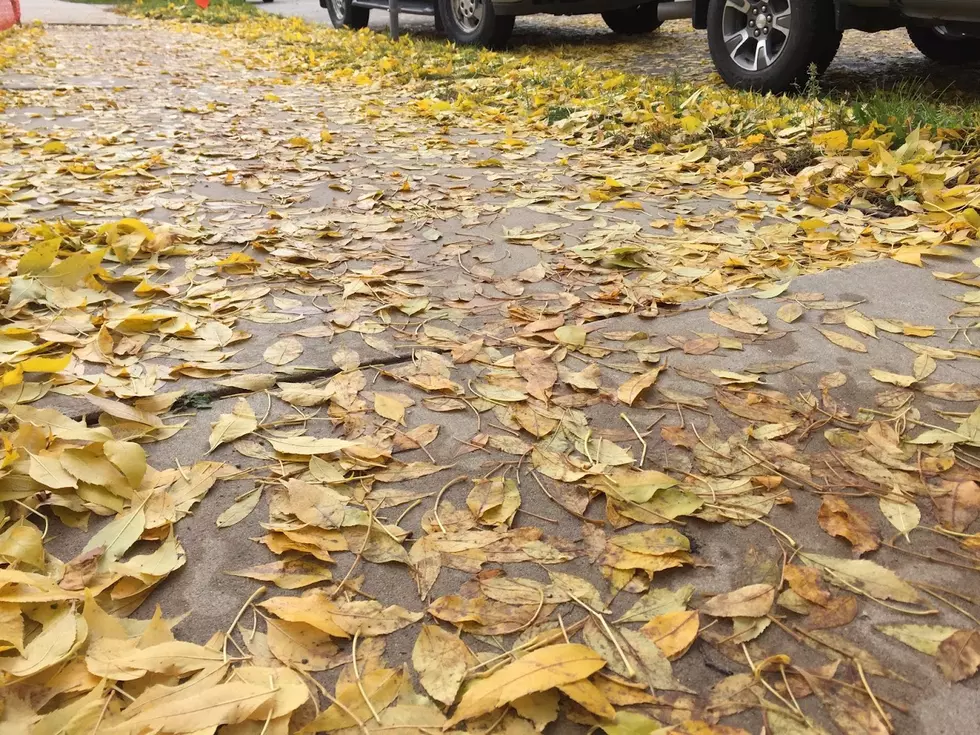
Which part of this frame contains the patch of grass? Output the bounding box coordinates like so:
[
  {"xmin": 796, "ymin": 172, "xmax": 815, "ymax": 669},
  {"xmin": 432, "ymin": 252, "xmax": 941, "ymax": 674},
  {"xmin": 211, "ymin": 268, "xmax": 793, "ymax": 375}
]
[
  {"xmin": 117, "ymin": 0, "xmax": 256, "ymax": 23},
  {"xmin": 546, "ymin": 106, "xmax": 572, "ymax": 124},
  {"xmin": 849, "ymin": 81, "xmax": 980, "ymax": 148},
  {"xmin": 63, "ymin": 0, "xmax": 118, "ymax": 5}
]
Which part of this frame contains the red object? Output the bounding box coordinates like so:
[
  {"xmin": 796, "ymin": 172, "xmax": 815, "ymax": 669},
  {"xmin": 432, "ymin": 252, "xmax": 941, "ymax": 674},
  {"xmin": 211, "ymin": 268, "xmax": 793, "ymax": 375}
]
[
  {"xmin": 0, "ymin": 0, "xmax": 20, "ymax": 31},
  {"xmin": 194, "ymin": 0, "xmax": 210, "ymax": 8}
]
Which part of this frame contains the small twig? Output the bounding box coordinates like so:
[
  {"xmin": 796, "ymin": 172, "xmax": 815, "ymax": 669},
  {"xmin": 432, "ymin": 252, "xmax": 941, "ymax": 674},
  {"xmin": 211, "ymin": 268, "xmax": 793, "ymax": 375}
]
[
  {"xmin": 334, "ymin": 509, "xmax": 374, "ymax": 598},
  {"xmin": 883, "ymin": 541, "xmax": 980, "ymax": 573},
  {"xmin": 224, "ymin": 586, "xmax": 267, "ymax": 663},
  {"xmin": 620, "ymin": 412, "xmax": 647, "ymax": 467},
  {"xmin": 857, "ymin": 661, "xmax": 893, "ymax": 733},
  {"xmin": 510, "ymin": 588, "xmax": 545, "ymax": 633},
  {"xmin": 352, "ymin": 630, "xmax": 380, "ymax": 723},
  {"xmin": 10, "ymin": 498, "xmax": 49, "ymax": 539},
  {"xmin": 394, "ymin": 498, "xmax": 423, "ymax": 526},
  {"xmin": 432, "ymin": 475, "xmax": 468, "ymax": 533},
  {"xmin": 389, "ymin": 426, "xmax": 436, "ymax": 463},
  {"xmin": 567, "ymin": 591, "xmax": 635, "ymax": 679},
  {"xmin": 915, "ymin": 584, "xmax": 980, "ymax": 626}
]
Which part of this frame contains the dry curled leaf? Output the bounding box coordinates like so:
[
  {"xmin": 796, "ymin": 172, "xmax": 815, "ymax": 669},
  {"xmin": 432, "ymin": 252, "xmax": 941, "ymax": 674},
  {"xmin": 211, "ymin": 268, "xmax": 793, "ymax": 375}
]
[{"xmin": 817, "ymin": 496, "xmax": 880, "ymax": 555}]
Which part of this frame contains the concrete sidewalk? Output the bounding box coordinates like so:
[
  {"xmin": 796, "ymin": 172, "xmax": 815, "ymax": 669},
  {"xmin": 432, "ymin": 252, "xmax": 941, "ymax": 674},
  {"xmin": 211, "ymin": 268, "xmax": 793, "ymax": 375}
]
[
  {"xmin": 20, "ymin": 0, "xmax": 137, "ymax": 24},
  {"xmin": 3, "ymin": 19, "xmax": 979, "ymax": 735}
]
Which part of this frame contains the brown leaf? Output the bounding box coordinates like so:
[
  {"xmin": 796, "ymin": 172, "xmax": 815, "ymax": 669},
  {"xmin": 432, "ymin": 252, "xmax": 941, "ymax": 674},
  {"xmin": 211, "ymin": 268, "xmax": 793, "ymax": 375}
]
[
  {"xmin": 59, "ymin": 548, "xmax": 102, "ymax": 591},
  {"xmin": 783, "ymin": 565, "xmax": 832, "ymax": 606},
  {"xmin": 936, "ymin": 630, "xmax": 980, "ymax": 682},
  {"xmin": 701, "ymin": 584, "xmax": 775, "ymax": 618},
  {"xmin": 514, "ymin": 348, "xmax": 558, "ymax": 401},
  {"xmin": 804, "ymin": 594, "xmax": 859, "ymax": 630},
  {"xmin": 817, "ymin": 496, "xmax": 880, "ymax": 555},
  {"xmin": 934, "ymin": 481, "xmax": 980, "ymax": 533}
]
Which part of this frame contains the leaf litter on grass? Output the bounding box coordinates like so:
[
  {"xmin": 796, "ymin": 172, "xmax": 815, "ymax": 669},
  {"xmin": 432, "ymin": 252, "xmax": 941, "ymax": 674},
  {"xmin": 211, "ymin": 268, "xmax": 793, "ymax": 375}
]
[{"xmin": 0, "ymin": 14, "xmax": 978, "ymax": 735}]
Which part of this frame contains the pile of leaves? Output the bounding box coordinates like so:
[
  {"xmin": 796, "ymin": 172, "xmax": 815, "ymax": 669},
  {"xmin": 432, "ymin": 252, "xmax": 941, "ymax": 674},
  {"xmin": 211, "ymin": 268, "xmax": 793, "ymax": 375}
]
[
  {"xmin": 0, "ymin": 25, "xmax": 41, "ymax": 74},
  {"xmin": 117, "ymin": 0, "xmax": 257, "ymax": 24}
]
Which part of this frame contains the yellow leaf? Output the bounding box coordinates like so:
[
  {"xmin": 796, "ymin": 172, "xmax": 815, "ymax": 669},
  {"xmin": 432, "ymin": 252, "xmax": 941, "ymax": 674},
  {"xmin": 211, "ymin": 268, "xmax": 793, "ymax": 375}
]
[
  {"xmin": 208, "ymin": 398, "xmax": 258, "ymax": 453},
  {"xmin": 228, "ymin": 559, "xmax": 332, "ymax": 590},
  {"xmin": 555, "ymin": 325, "xmax": 586, "ymax": 347},
  {"xmin": 43, "ymin": 140, "xmax": 68, "ymax": 154},
  {"xmin": 302, "ymin": 668, "xmax": 402, "ymax": 732},
  {"xmin": 413, "ymin": 624, "xmax": 473, "ymax": 706},
  {"xmin": 104, "ymin": 440, "xmax": 147, "ymax": 487},
  {"xmin": 216, "ymin": 488, "xmax": 262, "ymax": 528},
  {"xmin": 447, "ymin": 643, "xmax": 606, "ymax": 725},
  {"xmin": 40, "ymin": 248, "xmax": 106, "ymax": 288},
  {"xmin": 843, "ymin": 311, "xmax": 877, "ymax": 339},
  {"xmin": 17, "ymin": 237, "xmax": 61, "ymax": 275},
  {"xmin": 374, "ymin": 392, "xmax": 408, "ymax": 425},
  {"xmin": 869, "ymin": 369, "xmax": 916, "ymax": 388},
  {"xmin": 777, "ymin": 302, "xmax": 804, "ymax": 323},
  {"xmin": 28, "ymin": 452, "xmax": 77, "ymax": 489},
  {"xmin": 817, "ymin": 328, "xmax": 867, "ymax": 353},
  {"xmin": 812, "ymin": 129, "xmax": 849, "ymax": 152},
  {"xmin": 268, "ymin": 436, "xmax": 361, "ymax": 456},
  {"xmin": 640, "ymin": 610, "xmax": 700, "ymax": 660},
  {"xmin": 680, "ymin": 115, "xmax": 701, "ymax": 133},
  {"xmin": 20, "ymin": 353, "xmax": 71, "ymax": 373},
  {"xmin": 557, "ymin": 678, "xmax": 615, "ymax": 719},
  {"xmin": 263, "ymin": 338, "xmax": 303, "ymax": 366},
  {"xmin": 216, "ymin": 252, "xmax": 259, "ymax": 274},
  {"xmin": 1, "ymin": 365, "xmax": 23, "ymax": 387},
  {"xmin": 104, "ymin": 681, "xmax": 275, "ymax": 734},
  {"xmin": 0, "ymin": 610, "xmax": 81, "ymax": 678},
  {"xmin": 617, "ymin": 366, "xmax": 663, "ymax": 406}
]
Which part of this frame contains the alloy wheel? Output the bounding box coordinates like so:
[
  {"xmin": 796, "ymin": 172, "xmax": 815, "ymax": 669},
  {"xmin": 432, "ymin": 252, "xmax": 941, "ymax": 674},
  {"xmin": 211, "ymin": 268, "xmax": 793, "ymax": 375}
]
[
  {"xmin": 721, "ymin": 0, "xmax": 792, "ymax": 72},
  {"xmin": 452, "ymin": 0, "xmax": 484, "ymax": 32}
]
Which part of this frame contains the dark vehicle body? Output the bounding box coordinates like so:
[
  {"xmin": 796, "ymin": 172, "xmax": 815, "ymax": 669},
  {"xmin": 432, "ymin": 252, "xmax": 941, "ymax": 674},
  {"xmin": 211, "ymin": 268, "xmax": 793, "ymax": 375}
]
[{"xmin": 321, "ymin": 0, "xmax": 980, "ymax": 93}]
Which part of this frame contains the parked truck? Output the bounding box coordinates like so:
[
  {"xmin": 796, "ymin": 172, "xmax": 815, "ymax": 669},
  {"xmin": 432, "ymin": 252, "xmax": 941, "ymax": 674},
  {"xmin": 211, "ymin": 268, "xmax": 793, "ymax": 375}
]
[{"xmin": 321, "ymin": 0, "xmax": 980, "ymax": 93}]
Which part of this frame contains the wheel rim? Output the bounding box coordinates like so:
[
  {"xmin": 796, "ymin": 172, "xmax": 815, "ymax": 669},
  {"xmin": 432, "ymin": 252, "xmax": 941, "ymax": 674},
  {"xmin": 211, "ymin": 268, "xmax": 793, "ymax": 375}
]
[
  {"xmin": 452, "ymin": 0, "xmax": 484, "ymax": 33},
  {"xmin": 721, "ymin": 0, "xmax": 792, "ymax": 72},
  {"xmin": 332, "ymin": 0, "xmax": 346, "ymax": 19}
]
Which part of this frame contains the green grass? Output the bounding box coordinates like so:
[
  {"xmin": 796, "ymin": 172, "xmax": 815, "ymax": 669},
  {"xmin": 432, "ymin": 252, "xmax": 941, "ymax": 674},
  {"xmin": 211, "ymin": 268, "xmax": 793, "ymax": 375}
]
[
  {"xmin": 847, "ymin": 81, "xmax": 980, "ymax": 148},
  {"xmin": 63, "ymin": 0, "xmax": 119, "ymax": 5},
  {"xmin": 115, "ymin": 0, "xmax": 256, "ymax": 23}
]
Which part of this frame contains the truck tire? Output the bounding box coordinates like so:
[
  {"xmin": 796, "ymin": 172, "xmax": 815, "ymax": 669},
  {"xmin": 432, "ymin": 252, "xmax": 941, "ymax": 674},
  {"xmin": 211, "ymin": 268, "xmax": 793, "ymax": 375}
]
[
  {"xmin": 908, "ymin": 25, "xmax": 980, "ymax": 65},
  {"xmin": 602, "ymin": 3, "xmax": 662, "ymax": 34},
  {"xmin": 325, "ymin": 0, "xmax": 370, "ymax": 29},
  {"xmin": 438, "ymin": 0, "xmax": 514, "ymax": 48},
  {"xmin": 706, "ymin": 0, "xmax": 841, "ymax": 93}
]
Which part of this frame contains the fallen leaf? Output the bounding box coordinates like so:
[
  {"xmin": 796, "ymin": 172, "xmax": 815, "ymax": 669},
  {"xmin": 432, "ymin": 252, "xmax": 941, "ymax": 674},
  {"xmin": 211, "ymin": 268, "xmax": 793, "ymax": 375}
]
[
  {"xmin": 617, "ymin": 366, "xmax": 663, "ymax": 406},
  {"xmin": 263, "ymin": 338, "xmax": 303, "ymax": 366},
  {"xmin": 817, "ymin": 328, "xmax": 867, "ymax": 353},
  {"xmin": 447, "ymin": 643, "xmax": 605, "ymax": 725},
  {"xmin": 208, "ymin": 398, "xmax": 257, "ymax": 453},
  {"xmin": 817, "ymin": 496, "xmax": 880, "ymax": 555},
  {"xmin": 937, "ymin": 630, "xmax": 980, "ymax": 682},
  {"xmin": 701, "ymin": 584, "xmax": 775, "ymax": 618},
  {"xmin": 413, "ymin": 624, "xmax": 472, "ymax": 706}
]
